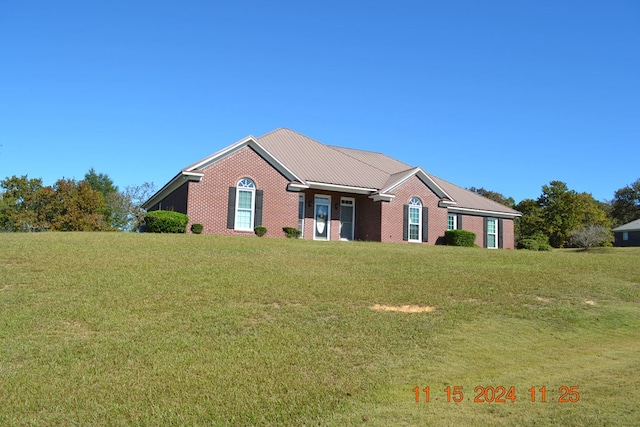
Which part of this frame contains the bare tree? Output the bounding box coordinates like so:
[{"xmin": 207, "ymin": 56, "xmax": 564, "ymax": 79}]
[
  {"xmin": 123, "ymin": 182, "xmax": 156, "ymax": 231},
  {"xmin": 569, "ymin": 224, "xmax": 613, "ymax": 251}
]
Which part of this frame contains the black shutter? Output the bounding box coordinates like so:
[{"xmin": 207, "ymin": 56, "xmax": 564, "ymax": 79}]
[
  {"xmin": 457, "ymin": 214, "xmax": 463, "ymax": 230},
  {"xmin": 226, "ymin": 187, "xmax": 236, "ymax": 229},
  {"xmin": 483, "ymin": 217, "xmax": 488, "ymax": 248},
  {"xmin": 402, "ymin": 205, "xmax": 409, "ymax": 241},
  {"xmin": 498, "ymin": 218, "xmax": 504, "ymax": 249},
  {"xmin": 254, "ymin": 190, "xmax": 264, "ymax": 226},
  {"xmin": 422, "ymin": 207, "xmax": 429, "ymax": 242}
]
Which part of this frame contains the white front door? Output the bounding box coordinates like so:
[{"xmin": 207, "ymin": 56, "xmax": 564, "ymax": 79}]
[{"xmin": 314, "ymin": 196, "xmax": 330, "ymax": 240}]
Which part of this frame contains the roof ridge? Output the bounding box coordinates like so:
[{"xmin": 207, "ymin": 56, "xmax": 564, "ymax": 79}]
[{"xmin": 326, "ymin": 144, "xmax": 416, "ymax": 177}]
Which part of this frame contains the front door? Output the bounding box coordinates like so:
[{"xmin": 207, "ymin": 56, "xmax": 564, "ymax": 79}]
[
  {"xmin": 314, "ymin": 196, "xmax": 330, "ymax": 240},
  {"xmin": 340, "ymin": 198, "xmax": 355, "ymax": 241}
]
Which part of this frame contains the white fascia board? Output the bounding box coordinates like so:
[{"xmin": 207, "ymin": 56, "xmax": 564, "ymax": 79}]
[
  {"xmin": 287, "ymin": 183, "xmax": 310, "ymax": 192},
  {"xmin": 142, "ymin": 172, "xmax": 202, "ymax": 210},
  {"xmin": 186, "ymin": 136, "xmax": 304, "ymax": 184},
  {"xmin": 370, "ymin": 193, "xmax": 395, "ymax": 202},
  {"xmin": 306, "ymin": 181, "xmax": 377, "ymax": 195},
  {"xmin": 185, "ymin": 135, "xmax": 256, "ymax": 172},
  {"xmin": 251, "ymin": 140, "xmax": 305, "ymax": 183},
  {"xmin": 383, "ymin": 168, "xmax": 455, "ymax": 203},
  {"xmin": 448, "ymin": 206, "xmax": 522, "ymax": 219},
  {"xmin": 415, "ymin": 169, "xmax": 454, "ymax": 201}
]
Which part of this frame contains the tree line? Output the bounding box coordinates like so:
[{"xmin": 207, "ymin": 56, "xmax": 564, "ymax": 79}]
[
  {"xmin": 0, "ymin": 170, "xmax": 155, "ymax": 232},
  {"xmin": 2, "ymin": 170, "xmax": 639, "ymax": 246},
  {"xmin": 473, "ymin": 178, "xmax": 639, "ymax": 248}
]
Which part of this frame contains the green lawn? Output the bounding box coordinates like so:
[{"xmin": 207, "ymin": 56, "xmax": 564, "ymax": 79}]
[{"xmin": 1, "ymin": 233, "xmax": 638, "ymax": 426}]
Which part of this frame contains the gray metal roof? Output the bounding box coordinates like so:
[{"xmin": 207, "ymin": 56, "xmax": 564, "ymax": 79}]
[
  {"xmin": 255, "ymin": 129, "xmax": 520, "ymax": 216},
  {"xmin": 146, "ymin": 127, "xmax": 521, "ymax": 217},
  {"xmin": 256, "ymin": 129, "xmax": 392, "ymax": 189},
  {"xmin": 430, "ymin": 175, "xmax": 521, "ymax": 216},
  {"xmin": 612, "ymin": 219, "xmax": 640, "ymax": 232}
]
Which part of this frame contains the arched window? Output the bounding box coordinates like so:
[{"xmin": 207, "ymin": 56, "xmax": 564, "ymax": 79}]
[
  {"xmin": 408, "ymin": 197, "xmax": 422, "ymax": 242},
  {"xmin": 235, "ymin": 178, "xmax": 255, "ymax": 231}
]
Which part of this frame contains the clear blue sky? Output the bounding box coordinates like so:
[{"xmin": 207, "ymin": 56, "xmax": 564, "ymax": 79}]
[{"xmin": 1, "ymin": 1, "xmax": 638, "ymax": 203}]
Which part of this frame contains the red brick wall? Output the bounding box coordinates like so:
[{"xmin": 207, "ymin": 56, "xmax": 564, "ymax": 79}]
[
  {"xmin": 152, "ymin": 146, "xmax": 517, "ymax": 247},
  {"xmin": 460, "ymin": 214, "xmax": 485, "ymax": 247},
  {"xmin": 380, "ymin": 176, "xmax": 449, "ymax": 244},
  {"xmin": 456, "ymin": 214, "xmax": 516, "ymax": 249},
  {"xmin": 186, "ymin": 146, "xmax": 298, "ymax": 236},
  {"xmin": 501, "ymin": 218, "xmax": 515, "ymax": 249}
]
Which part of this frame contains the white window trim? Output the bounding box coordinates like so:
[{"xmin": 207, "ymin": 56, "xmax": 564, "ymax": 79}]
[
  {"xmin": 486, "ymin": 217, "xmax": 498, "ymax": 249},
  {"xmin": 234, "ymin": 178, "xmax": 255, "ymax": 231},
  {"xmin": 313, "ymin": 195, "xmax": 331, "ymax": 241},
  {"xmin": 408, "ymin": 197, "xmax": 422, "ymax": 242},
  {"xmin": 448, "ymin": 213, "xmax": 457, "ymax": 231},
  {"xmin": 340, "ymin": 197, "xmax": 355, "ymax": 241}
]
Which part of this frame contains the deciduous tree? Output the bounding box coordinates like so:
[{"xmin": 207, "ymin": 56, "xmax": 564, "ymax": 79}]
[
  {"xmin": 610, "ymin": 178, "xmax": 640, "ymax": 227},
  {"xmin": 46, "ymin": 179, "xmax": 107, "ymax": 231},
  {"xmin": 0, "ymin": 175, "xmax": 50, "ymax": 231}
]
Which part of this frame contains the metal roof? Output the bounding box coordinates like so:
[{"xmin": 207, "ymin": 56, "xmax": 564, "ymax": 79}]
[
  {"xmin": 145, "ymin": 128, "xmax": 522, "ymax": 217},
  {"xmin": 612, "ymin": 219, "xmax": 640, "ymax": 232}
]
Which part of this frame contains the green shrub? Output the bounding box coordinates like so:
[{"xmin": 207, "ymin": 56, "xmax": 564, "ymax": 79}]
[
  {"xmin": 518, "ymin": 238, "xmax": 539, "ymax": 251},
  {"xmin": 283, "ymin": 227, "xmax": 301, "ymax": 239},
  {"xmin": 518, "ymin": 232, "xmax": 552, "ymax": 251},
  {"xmin": 254, "ymin": 225, "xmax": 267, "ymax": 237},
  {"xmin": 445, "ymin": 230, "xmax": 476, "ymax": 247},
  {"xmin": 191, "ymin": 223, "xmax": 203, "ymax": 234},
  {"xmin": 144, "ymin": 210, "xmax": 188, "ymax": 233}
]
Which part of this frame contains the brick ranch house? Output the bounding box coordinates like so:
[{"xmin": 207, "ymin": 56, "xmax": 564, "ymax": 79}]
[{"xmin": 143, "ymin": 128, "xmax": 521, "ymax": 248}]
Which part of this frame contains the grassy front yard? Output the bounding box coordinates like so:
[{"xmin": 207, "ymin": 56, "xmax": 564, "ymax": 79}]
[{"xmin": 1, "ymin": 233, "xmax": 638, "ymax": 425}]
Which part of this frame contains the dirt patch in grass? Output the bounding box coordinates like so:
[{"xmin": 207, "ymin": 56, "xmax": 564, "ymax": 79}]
[{"xmin": 371, "ymin": 304, "xmax": 436, "ymax": 313}]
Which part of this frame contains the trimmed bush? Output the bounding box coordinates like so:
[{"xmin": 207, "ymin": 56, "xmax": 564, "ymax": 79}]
[
  {"xmin": 445, "ymin": 230, "xmax": 476, "ymax": 247},
  {"xmin": 518, "ymin": 238, "xmax": 539, "ymax": 251},
  {"xmin": 283, "ymin": 227, "xmax": 301, "ymax": 239},
  {"xmin": 518, "ymin": 233, "xmax": 552, "ymax": 251},
  {"xmin": 191, "ymin": 223, "xmax": 203, "ymax": 234},
  {"xmin": 254, "ymin": 225, "xmax": 267, "ymax": 237},
  {"xmin": 144, "ymin": 210, "xmax": 189, "ymax": 233}
]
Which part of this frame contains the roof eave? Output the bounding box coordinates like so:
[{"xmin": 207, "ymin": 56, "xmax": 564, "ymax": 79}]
[
  {"xmin": 306, "ymin": 181, "xmax": 377, "ymax": 195},
  {"xmin": 383, "ymin": 167, "xmax": 455, "ymax": 204},
  {"xmin": 447, "ymin": 206, "xmax": 522, "ymax": 219},
  {"xmin": 287, "ymin": 183, "xmax": 310, "ymax": 192},
  {"xmin": 142, "ymin": 171, "xmax": 203, "ymax": 210},
  {"xmin": 369, "ymin": 193, "xmax": 395, "ymax": 202},
  {"xmin": 186, "ymin": 136, "xmax": 304, "ymax": 184}
]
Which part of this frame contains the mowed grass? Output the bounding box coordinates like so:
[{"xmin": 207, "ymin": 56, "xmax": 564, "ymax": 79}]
[{"xmin": 1, "ymin": 233, "xmax": 639, "ymax": 426}]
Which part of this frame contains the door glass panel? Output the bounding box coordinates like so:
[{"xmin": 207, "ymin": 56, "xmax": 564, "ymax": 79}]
[{"xmin": 314, "ymin": 197, "xmax": 330, "ymax": 240}]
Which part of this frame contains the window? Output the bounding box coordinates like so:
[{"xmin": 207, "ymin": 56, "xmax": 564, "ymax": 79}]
[
  {"xmin": 340, "ymin": 197, "xmax": 355, "ymax": 241},
  {"xmin": 486, "ymin": 218, "xmax": 498, "ymax": 249},
  {"xmin": 623, "ymin": 231, "xmax": 629, "ymax": 241},
  {"xmin": 298, "ymin": 194, "xmax": 305, "ymax": 237},
  {"xmin": 235, "ymin": 178, "xmax": 255, "ymax": 231},
  {"xmin": 408, "ymin": 198, "xmax": 422, "ymax": 242},
  {"xmin": 448, "ymin": 214, "xmax": 457, "ymax": 231}
]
